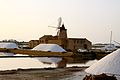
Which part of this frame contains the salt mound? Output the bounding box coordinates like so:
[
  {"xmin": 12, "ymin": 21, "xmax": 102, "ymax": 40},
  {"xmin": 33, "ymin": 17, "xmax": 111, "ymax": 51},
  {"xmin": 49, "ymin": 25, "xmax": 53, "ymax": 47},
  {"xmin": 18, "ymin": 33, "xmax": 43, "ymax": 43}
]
[
  {"xmin": 0, "ymin": 42, "xmax": 18, "ymax": 56},
  {"xmin": 32, "ymin": 44, "xmax": 66, "ymax": 52},
  {"xmin": 32, "ymin": 44, "xmax": 65, "ymax": 64},
  {"xmin": 0, "ymin": 42, "xmax": 18, "ymax": 49},
  {"xmin": 85, "ymin": 49, "xmax": 120, "ymax": 75}
]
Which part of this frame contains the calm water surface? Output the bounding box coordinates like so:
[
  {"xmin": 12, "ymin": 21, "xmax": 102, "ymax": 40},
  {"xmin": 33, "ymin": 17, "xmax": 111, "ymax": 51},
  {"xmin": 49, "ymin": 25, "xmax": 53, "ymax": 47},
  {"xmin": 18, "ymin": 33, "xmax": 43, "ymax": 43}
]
[{"xmin": 0, "ymin": 53, "xmax": 97, "ymax": 70}]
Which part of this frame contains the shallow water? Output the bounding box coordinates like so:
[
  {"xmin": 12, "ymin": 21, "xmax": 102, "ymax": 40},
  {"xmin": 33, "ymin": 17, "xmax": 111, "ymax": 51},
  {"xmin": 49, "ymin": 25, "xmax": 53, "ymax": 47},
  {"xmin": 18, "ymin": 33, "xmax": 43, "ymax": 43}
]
[
  {"xmin": 67, "ymin": 60, "xmax": 98, "ymax": 67},
  {"xmin": 0, "ymin": 58, "xmax": 57, "ymax": 70},
  {"xmin": 0, "ymin": 53, "xmax": 99, "ymax": 80},
  {"xmin": 0, "ymin": 58, "xmax": 97, "ymax": 71},
  {"xmin": 0, "ymin": 53, "xmax": 98, "ymax": 70}
]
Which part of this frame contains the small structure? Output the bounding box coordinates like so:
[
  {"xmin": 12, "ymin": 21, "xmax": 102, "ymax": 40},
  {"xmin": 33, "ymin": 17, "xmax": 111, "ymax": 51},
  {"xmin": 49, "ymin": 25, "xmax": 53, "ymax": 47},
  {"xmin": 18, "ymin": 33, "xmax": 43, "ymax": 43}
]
[
  {"xmin": 92, "ymin": 43, "xmax": 117, "ymax": 52},
  {"xmin": 17, "ymin": 42, "xmax": 29, "ymax": 49},
  {"xmin": 101, "ymin": 44, "xmax": 117, "ymax": 52}
]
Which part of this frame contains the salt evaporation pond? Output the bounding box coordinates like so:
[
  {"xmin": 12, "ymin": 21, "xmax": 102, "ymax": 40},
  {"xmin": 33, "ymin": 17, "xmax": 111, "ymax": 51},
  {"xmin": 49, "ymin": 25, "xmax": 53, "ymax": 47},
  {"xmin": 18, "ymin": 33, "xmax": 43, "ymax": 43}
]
[
  {"xmin": 0, "ymin": 54, "xmax": 57, "ymax": 71},
  {"xmin": 0, "ymin": 52, "xmax": 98, "ymax": 71},
  {"xmin": 0, "ymin": 43, "xmax": 57, "ymax": 70},
  {"xmin": 0, "ymin": 43, "xmax": 97, "ymax": 72}
]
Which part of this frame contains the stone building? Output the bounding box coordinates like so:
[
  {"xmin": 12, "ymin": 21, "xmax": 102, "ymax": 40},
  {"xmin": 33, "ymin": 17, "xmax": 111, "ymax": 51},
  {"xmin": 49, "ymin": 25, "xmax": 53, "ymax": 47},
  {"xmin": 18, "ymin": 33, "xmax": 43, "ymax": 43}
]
[
  {"xmin": 29, "ymin": 40, "xmax": 39, "ymax": 49},
  {"xmin": 67, "ymin": 38, "xmax": 91, "ymax": 51},
  {"xmin": 29, "ymin": 24, "xmax": 92, "ymax": 51}
]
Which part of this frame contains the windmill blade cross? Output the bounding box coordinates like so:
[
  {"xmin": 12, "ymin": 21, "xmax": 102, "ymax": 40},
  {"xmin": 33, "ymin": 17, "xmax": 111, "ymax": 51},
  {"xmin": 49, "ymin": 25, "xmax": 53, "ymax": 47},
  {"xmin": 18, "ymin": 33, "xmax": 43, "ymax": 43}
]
[
  {"xmin": 58, "ymin": 17, "xmax": 62, "ymax": 28},
  {"xmin": 48, "ymin": 17, "xmax": 62, "ymax": 30},
  {"xmin": 48, "ymin": 26, "xmax": 58, "ymax": 28}
]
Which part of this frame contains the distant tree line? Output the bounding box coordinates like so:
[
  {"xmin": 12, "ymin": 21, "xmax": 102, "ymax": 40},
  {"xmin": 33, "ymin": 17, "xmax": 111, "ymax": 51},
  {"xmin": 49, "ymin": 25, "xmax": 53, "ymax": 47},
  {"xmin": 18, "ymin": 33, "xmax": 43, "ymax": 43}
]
[{"xmin": 1, "ymin": 39, "xmax": 18, "ymax": 43}]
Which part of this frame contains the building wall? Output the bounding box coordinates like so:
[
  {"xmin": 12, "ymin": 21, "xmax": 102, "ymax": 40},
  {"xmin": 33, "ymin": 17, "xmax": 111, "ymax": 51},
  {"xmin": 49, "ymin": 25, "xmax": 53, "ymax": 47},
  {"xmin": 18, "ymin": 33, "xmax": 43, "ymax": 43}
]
[
  {"xmin": 67, "ymin": 38, "xmax": 92, "ymax": 51},
  {"xmin": 58, "ymin": 30, "xmax": 67, "ymax": 39},
  {"xmin": 48, "ymin": 40, "xmax": 62, "ymax": 45},
  {"xmin": 28, "ymin": 38, "xmax": 92, "ymax": 51},
  {"xmin": 39, "ymin": 35, "xmax": 53, "ymax": 44},
  {"xmin": 39, "ymin": 39, "xmax": 47, "ymax": 44},
  {"xmin": 48, "ymin": 39, "xmax": 67, "ymax": 50},
  {"xmin": 84, "ymin": 39, "xmax": 92, "ymax": 50},
  {"xmin": 28, "ymin": 40, "xmax": 39, "ymax": 49}
]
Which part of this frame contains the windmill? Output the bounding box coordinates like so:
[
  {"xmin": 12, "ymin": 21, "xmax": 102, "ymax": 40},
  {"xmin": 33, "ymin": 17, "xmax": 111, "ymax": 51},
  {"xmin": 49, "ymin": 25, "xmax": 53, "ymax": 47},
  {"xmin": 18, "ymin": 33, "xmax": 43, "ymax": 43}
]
[{"xmin": 48, "ymin": 17, "xmax": 62, "ymax": 36}]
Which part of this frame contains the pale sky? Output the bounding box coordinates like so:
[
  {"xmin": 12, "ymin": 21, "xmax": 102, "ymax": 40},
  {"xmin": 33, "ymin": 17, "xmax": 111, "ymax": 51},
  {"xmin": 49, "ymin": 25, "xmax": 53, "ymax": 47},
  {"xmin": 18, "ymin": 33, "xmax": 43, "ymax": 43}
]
[{"xmin": 0, "ymin": 0, "xmax": 120, "ymax": 44}]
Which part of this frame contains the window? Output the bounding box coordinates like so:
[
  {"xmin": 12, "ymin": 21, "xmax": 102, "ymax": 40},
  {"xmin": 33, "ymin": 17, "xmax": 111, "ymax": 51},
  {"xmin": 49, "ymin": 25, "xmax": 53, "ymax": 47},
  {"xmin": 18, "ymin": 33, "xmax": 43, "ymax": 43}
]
[
  {"xmin": 77, "ymin": 40, "xmax": 79, "ymax": 43},
  {"xmin": 74, "ymin": 45, "xmax": 75, "ymax": 49},
  {"xmin": 74, "ymin": 40, "xmax": 75, "ymax": 43},
  {"xmin": 84, "ymin": 44, "xmax": 88, "ymax": 49}
]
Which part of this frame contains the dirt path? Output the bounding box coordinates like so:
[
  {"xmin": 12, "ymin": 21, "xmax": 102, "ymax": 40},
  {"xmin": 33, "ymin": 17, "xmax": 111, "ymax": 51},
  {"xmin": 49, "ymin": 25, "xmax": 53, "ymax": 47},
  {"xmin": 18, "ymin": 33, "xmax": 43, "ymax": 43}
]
[{"xmin": 0, "ymin": 67, "xmax": 87, "ymax": 80}]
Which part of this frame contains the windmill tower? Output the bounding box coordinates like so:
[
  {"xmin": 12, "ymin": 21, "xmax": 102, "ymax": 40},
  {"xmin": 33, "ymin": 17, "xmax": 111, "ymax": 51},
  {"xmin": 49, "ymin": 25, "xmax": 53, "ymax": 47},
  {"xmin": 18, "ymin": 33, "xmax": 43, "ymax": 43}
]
[
  {"xmin": 48, "ymin": 17, "xmax": 67, "ymax": 39},
  {"xmin": 48, "ymin": 17, "xmax": 68, "ymax": 50},
  {"xmin": 58, "ymin": 23, "xmax": 67, "ymax": 39}
]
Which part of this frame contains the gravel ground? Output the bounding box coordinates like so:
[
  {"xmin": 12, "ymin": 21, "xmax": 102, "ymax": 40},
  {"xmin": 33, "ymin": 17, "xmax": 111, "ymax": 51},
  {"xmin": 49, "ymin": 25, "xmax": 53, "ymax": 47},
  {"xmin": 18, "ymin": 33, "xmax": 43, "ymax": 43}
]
[{"xmin": 0, "ymin": 67, "xmax": 88, "ymax": 80}]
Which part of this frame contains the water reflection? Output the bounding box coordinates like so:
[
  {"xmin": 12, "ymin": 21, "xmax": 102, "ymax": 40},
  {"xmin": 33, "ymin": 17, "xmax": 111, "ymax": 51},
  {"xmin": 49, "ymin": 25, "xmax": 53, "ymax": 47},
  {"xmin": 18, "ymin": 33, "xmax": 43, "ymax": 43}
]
[
  {"xmin": 0, "ymin": 52, "xmax": 14, "ymax": 56},
  {"xmin": 37, "ymin": 57, "xmax": 62, "ymax": 64},
  {"xmin": 0, "ymin": 53, "xmax": 98, "ymax": 71},
  {"xmin": 67, "ymin": 59, "xmax": 97, "ymax": 67},
  {"xmin": 0, "ymin": 57, "xmax": 56, "ymax": 71},
  {"xmin": 63, "ymin": 57, "xmax": 97, "ymax": 67}
]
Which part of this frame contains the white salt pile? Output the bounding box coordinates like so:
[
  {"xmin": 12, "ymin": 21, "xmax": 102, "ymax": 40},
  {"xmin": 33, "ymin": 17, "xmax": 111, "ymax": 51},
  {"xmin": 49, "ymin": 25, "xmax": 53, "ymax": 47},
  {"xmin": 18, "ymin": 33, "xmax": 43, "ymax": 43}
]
[
  {"xmin": 85, "ymin": 49, "xmax": 120, "ymax": 75},
  {"xmin": 0, "ymin": 42, "xmax": 19, "ymax": 56},
  {"xmin": 32, "ymin": 44, "xmax": 66, "ymax": 52},
  {"xmin": 0, "ymin": 42, "xmax": 18, "ymax": 49},
  {"xmin": 32, "ymin": 44, "xmax": 66, "ymax": 63}
]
